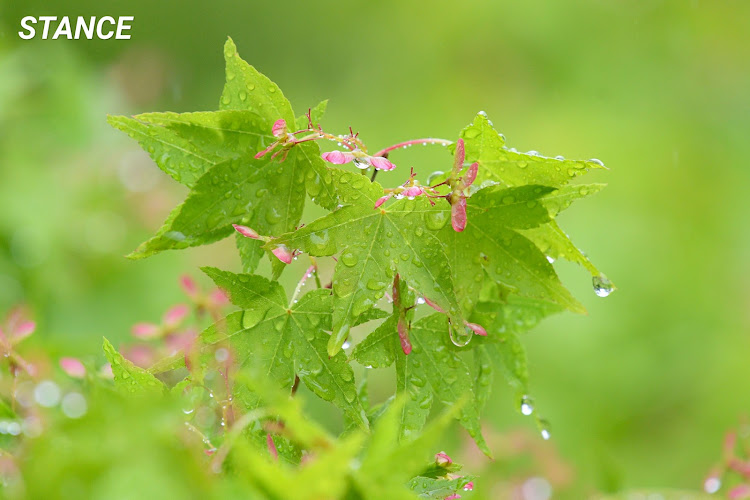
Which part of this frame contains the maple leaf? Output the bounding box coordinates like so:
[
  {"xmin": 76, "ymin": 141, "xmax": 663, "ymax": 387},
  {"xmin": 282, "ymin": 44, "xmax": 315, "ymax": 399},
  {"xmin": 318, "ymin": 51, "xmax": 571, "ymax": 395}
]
[
  {"xmin": 272, "ymin": 168, "xmax": 465, "ymax": 356},
  {"xmin": 202, "ymin": 267, "xmax": 369, "ymax": 429}
]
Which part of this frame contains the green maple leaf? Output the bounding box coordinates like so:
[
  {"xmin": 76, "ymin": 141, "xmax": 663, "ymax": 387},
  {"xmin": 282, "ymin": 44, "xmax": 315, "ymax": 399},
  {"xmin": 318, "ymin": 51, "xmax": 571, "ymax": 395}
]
[
  {"xmin": 436, "ymin": 183, "xmax": 585, "ymax": 314},
  {"xmin": 353, "ymin": 313, "xmax": 491, "ymax": 456},
  {"xmin": 459, "ymin": 111, "xmax": 610, "ymax": 285},
  {"xmin": 273, "ymin": 167, "xmax": 465, "ymax": 356},
  {"xmin": 106, "ymin": 110, "xmax": 272, "ymax": 187},
  {"xmin": 110, "ymin": 39, "xmax": 338, "ymax": 272},
  {"xmin": 201, "ymin": 267, "xmax": 368, "ymax": 429},
  {"xmin": 102, "ymin": 337, "xmax": 165, "ymax": 396},
  {"xmin": 459, "ymin": 112, "xmax": 606, "ymax": 188}
]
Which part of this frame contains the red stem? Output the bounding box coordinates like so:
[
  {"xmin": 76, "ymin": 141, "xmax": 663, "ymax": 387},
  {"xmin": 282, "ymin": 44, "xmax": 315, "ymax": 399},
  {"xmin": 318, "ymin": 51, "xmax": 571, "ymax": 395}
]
[{"xmin": 372, "ymin": 138, "xmax": 453, "ymax": 158}]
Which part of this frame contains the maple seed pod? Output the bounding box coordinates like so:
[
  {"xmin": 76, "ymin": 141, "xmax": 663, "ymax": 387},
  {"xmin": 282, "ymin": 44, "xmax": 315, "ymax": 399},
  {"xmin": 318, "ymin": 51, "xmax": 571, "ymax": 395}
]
[
  {"xmin": 271, "ymin": 119, "xmax": 287, "ymax": 138},
  {"xmin": 374, "ymin": 194, "xmax": 392, "ymax": 209},
  {"xmin": 398, "ymin": 316, "xmax": 412, "ymax": 355},
  {"xmin": 59, "ymin": 357, "xmax": 86, "ymax": 378},
  {"xmin": 423, "ymin": 296, "xmax": 445, "ymax": 313},
  {"xmin": 232, "ymin": 224, "xmax": 261, "ymax": 240},
  {"xmin": 369, "ymin": 156, "xmax": 396, "ymax": 171},
  {"xmin": 272, "ymin": 244, "xmax": 294, "ymax": 264},
  {"xmin": 321, "ymin": 151, "xmax": 355, "ymax": 164},
  {"xmin": 453, "ymin": 138, "xmax": 465, "ymax": 174},
  {"xmin": 401, "ymin": 186, "xmax": 425, "ymax": 198},
  {"xmin": 463, "ymin": 162, "xmax": 479, "ymax": 187},
  {"xmin": 451, "ymin": 196, "xmax": 467, "ymax": 232},
  {"xmin": 465, "ymin": 322, "xmax": 488, "ymax": 336},
  {"xmin": 180, "ymin": 275, "xmax": 198, "ymax": 298},
  {"xmin": 163, "ymin": 304, "xmax": 190, "ymax": 328}
]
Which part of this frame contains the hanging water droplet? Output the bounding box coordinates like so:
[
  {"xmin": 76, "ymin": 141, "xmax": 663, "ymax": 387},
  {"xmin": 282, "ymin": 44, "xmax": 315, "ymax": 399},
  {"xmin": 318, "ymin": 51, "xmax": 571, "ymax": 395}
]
[
  {"xmin": 520, "ymin": 395, "xmax": 534, "ymax": 415},
  {"xmin": 541, "ymin": 428, "xmax": 551, "ymax": 440},
  {"xmin": 342, "ymin": 340, "xmax": 351, "ymax": 350},
  {"xmin": 592, "ymin": 274, "xmax": 614, "ymax": 297},
  {"xmin": 448, "ymin": 322, "xmax": 472, "ymax": 347},
  {"xmin": 589, "ymin": 158, "xmax": 605, "ymax": 167}
]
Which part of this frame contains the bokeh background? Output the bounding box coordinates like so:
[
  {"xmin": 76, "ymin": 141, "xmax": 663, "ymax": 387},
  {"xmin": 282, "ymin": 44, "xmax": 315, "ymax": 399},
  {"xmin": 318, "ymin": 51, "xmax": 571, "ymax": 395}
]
[{"xmin": 1, "ymin": 1, "xmax": 749, "ymax": 498}]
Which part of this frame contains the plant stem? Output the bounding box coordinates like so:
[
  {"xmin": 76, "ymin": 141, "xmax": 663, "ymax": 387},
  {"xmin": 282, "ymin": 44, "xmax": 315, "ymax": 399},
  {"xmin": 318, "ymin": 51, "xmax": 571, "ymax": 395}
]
[{"xmin": 372, "ymin": 138, "xmax": 453, "ymax": 158}]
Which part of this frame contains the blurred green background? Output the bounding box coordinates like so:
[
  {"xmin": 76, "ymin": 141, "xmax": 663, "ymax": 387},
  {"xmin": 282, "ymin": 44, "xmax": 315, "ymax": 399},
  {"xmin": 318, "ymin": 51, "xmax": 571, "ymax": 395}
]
[{"xmin": 1, "ymin": 0, "xmax": 749, "ymax": 497}]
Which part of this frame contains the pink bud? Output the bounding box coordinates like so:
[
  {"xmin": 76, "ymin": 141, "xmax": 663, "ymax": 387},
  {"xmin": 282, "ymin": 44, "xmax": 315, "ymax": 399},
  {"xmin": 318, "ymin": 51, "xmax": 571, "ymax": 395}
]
[
  {"xmin": 131, "ymin": 322, "xmax": 161, "ymax": 339},
  {"xmin": 729, "ymin": 485, "xmax": 750, "ymax": 500},
  {"xmin": 11, "ymin": 321, "xmax": 35, "ymax": 343},
  {"xmin": 321, "ymin": 151, "xmax": 355, "ymax": 164},
  {"xmin": 374, "ymin": 194, "xmax": 392, "ymax": 209},
  {"xmin": 60, "ymin": 357, "xmax": 86, "ymax": 378},
  {"xmin": 464, "ymin": 162, "xmax": 478, "ymax": 187},
  {"xmin": 233, "ymin": 224, "xmax": 261, "ymax": 239},
  {"xmin": 124, "ymin": 345, "xmax": 156, "ymax": 368},
  {"xmin": 272, "ymin": 119, "xmax": 287, "ymax": 138},
  {"xmin": 451, "ymin": 196, "xmax": 467, "ymax": 232},
  {"xmin": 272, "ymin": 244, "xmax": 294, "ymax": 264},
  {"xmin": 402, "ymin": 186, "xmax": 425, "ymax": 198},
  {"xmin": 463, "ymin": 482, "xmax": 474, "ymax": 491},
  {"xmin": 99, "ymin": 363, "xmax": 114, "ymax": 379},
  {"xmin": 209, "ymin": 288, "xmax": 229, "ymax": 307},
  {"xmin": 445, "ymin": 494, "xmax": 461, "ymax": 500},
  {"xmin": 267, "ymin": 433, "xmax": 279, "ymax": 461},
  {"xmin": 398, "ymin": 317, "xmax": 412, "ymax": 355},
  {"xmin": 724, "ymin": 431, "xmax": 738, "ymax": 458},
  {"xmin": 435, "ymin": 452, "xmax": 453, "ymax": 465},
  {"xmin": 465, "ymin": 322, "xmax": 488, "ymax": 336},
  {"xmin": 369, "ymin": 156, "xmax": 396, "ymax": 171},
  {"xmin": 180, "ymin": 275, "xmax": 198, "ymax": 298},
  {"xmin": 163, "ymin": 304, "xmax": 190, "ymax": 328},
  {"xmin": 453, "ymin": 138, "xmax": 465, "ymax": 172},
  {"xmin": 423, "ymin": 297, "xmax": 445, "ymax": 313}
]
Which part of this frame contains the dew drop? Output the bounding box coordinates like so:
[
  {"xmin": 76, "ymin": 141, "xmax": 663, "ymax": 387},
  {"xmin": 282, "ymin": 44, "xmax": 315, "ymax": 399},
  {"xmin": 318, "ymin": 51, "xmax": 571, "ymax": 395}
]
[
  {"xmin": 448, "ymin": 322, "xmax": 472, "ymax": 347},
  {"xmin": 589, "ymin": 158, "xmax": 605, "ymax": 167},
  {"xmin": 340, "ymin": 251, "xmax": 358, "ymax": 267},
  {"xmin": 704, "ymin": 477, "xmax": 721, "ymax": 494},
  {"xmin": 520, "ymin": 395, "xmax": 534, "ymax": 415},
  {"xmin": 592, "ymin": 274, "xmax": 614, "ymax": 297}
]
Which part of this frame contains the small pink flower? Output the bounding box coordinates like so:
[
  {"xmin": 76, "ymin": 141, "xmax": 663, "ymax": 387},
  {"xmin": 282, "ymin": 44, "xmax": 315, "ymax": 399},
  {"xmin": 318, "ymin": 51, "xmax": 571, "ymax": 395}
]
[
  {"xmin": 163, "ymin": 304, "xmax": 190, "ymax": 328},
  {"xmin": 272, "ymin": 119, "xmax": 287, "ymax": 138},
  {"xmin": 729, "ymin": 485, "xmax": 750, "ymax": 500},
  {"xmin": 123, "ymin": 344, "xmax": 156, "ymax": 368},
  {"xmin": 60, "ymin": 357, "xmax": 86, "ymax": 378},
  {"xmin": 322, "ymin": 151, "xmax": 355, "ymax": 164},
  {"xmin": 272, "ymin": 244, "xmax": 294, "ymax": 264},
  {"xmin": 233, "ymin": 224, "xmax": 261, "ymax": 240},
  {"xmin": 463, "ymin": 482, "xmax": 474, "ymax": 491},
  {"xmin": 180, "ymin": 275, "xmax": 198, "ymax": 298},
  {"xmin": 445, "ymin": 494, "xmax": 461, "ymax": 500},
  {"xmin": 435, "ymin": 452, "xmax": 453, "ymax": 465},
  {"xmin": 451, "ymin": 196, "xmax": 467, "ymax": 232},
  {"xmin": 464, "ymin": 322, "xmax": 487, "ymax": 336},
  {"xmin": 132, "ymin": 322, "xmax": 160, "ymax": 339},
  {"xmin": 398, "ymin": 317, "xmax": 412, "ymax": 355},
  {"xmin": 369, "ymin": 156, "xmax": 396, "ymax": 171},
  {"xmin": 374, "ymin": 194, "xmax": 392, "ymax": 208}
]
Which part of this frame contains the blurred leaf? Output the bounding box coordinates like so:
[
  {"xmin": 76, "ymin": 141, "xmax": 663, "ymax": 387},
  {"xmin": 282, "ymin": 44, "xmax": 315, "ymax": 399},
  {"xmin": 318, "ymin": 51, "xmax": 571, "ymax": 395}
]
[{"xmin": 102, "ymin": 337, "xmax": 165, "ymax": 396}]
